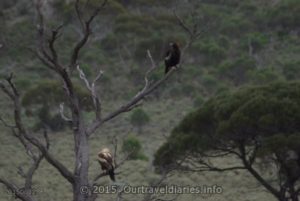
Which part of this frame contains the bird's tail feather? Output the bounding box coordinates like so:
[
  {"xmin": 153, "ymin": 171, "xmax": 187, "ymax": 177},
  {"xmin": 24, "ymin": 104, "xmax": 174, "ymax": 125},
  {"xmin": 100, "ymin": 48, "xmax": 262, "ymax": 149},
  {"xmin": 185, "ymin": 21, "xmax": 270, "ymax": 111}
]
[{"xmin": 108, "ymin": 168, "xmax": 115, "ymax": 182}]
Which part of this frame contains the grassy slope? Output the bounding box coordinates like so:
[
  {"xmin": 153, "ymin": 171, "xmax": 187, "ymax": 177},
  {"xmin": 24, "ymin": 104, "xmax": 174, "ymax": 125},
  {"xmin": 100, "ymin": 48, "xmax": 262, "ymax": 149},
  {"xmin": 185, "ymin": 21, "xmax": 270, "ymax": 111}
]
[
  {"xmin": 0, "ymin": 98, "xmax": 276, "ymax": 201},
  {"xmin": 1, "ymin": 0, "xmax": 299, "ymax": 200}
]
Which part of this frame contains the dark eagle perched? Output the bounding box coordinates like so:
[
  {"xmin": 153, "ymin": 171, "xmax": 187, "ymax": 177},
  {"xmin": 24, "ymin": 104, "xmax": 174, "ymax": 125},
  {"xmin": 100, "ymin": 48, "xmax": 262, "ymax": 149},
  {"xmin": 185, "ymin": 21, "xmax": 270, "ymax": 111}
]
[
  {"xmin": 164, "ymin": 42, "xmax": 181, "ymax": 74},
  {"xmin": 98, "ymin": 148, "xmax": 115, "ymax": 181}
]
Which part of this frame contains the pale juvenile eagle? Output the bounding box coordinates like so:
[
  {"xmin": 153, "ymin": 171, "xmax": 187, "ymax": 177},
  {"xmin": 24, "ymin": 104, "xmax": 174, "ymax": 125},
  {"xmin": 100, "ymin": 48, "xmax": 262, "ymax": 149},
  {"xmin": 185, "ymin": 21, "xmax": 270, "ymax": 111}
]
[{"xmin": 98, "ymin": 148, "xmax": 115, "ymax": 181}]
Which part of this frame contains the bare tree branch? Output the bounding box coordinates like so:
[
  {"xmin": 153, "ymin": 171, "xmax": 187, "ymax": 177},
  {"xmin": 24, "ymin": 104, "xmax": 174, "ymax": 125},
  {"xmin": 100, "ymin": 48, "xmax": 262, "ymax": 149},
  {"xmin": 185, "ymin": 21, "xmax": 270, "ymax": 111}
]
[
  {"xmin": 0, "ymin": 116, "xmax": 16, "ymax": 128},
  {"xmin": 0, "ymin": 145, "xmax": 40, "ymax": 201},
  {"xmin": 12, "ymin": 129, "xmax": 36, "ymax": 160},
  {"xmin": 173, "ymin": 11, "xmax": 193, "ymax": 37},
  {"xmin": 31, "ymin": 2, "xmax": 106, "ymax": 200},
  {"xmin": 30, "ymin": 47, "xmax": 56, "ymax": 70},
  {"xmin": 24, "ymin": 153, "xmax": 44, "ymax": 190},
  {"xmin": 77, "ymin": 65, "xmax": 103, "ymax": 120},
  {"xmin": 33, "ymin": 0, "xmax": 81, "ymax": 133},
  {"xmin": 167, "ymin": 152, "xmax": 246, "ymax": 173},
  {"xmin": 0, "ymin": 76, "xmax": 75, "ymax": 184},
  {"xmin": 139, "ymin": 50, "xmax": 157, "ymax": 95},
  {"xmin": 35, "ymin": 0, "xmax": 56, "ymax": 68},
  {"xmin": 238, "ymin": 143, "xmax": 282, "ymax": 200},
  {"xmin": 2, "ymin": 1, "xmax": 183, "ymax": 201},
  {"xmin": 0, "ymin": 178, "xmax": 36, "ymax": 201},
  {"xmin": 48, "ymin": 25, "xmax": 63, "ymax": 65},
  {"xmin": 70, "ymin": 0, "xmax": 108, "ymax": 71},
  {"xmin": 43, "ymin": 128, "xmax": 50, "ymax": 150},
  {"xmin": 143, "ymin": 169, "xmax": 178, "ymax": 201},
  {"xmin": 178, "ymin": 164, "xmax": 246, "ymax": 172},
  {"xmin": 0, "ymin": 117, "xmax": 49, "ymax": 201},
  {"xmin": 59, "ymin": 103, "xmax": 72, "ymax": 122},
  {"xmin": 173, "ymin": 9, "xmax": 210, "ymax": 58},
  {"xmin": 75, "ymin": 0, "xmax": 85, "ymax": 31},
  {"xmin": 87, "ymin": 52, "xmax": 177, "ymax": 136},
  {"xmin": 112, "ymin": 136, "xmax": 118, "ymax": 167}
]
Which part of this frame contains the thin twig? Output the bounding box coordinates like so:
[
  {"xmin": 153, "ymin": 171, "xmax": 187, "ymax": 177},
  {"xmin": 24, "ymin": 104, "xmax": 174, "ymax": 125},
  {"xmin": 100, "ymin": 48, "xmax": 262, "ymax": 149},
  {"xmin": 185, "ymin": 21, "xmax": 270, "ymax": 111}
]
[
  {"xmin": 1, "ymin": 76, "xmax": 74, "ymax": 184},
  {"xmin": 0, "ymin": 116, "xmax": 16, "ymax": 128},
  {"xmin": 70, "ymin": 0, "xmax": 108, "ymax": 70},
  {"xmin": 77, "ymin": 65, "xmax": 103, "ymax": 120},
  {"xmin": 87, "ymin": 51, "xmax": 177, "ymax": 136},
  {"xmin": 59, "ymin": 103, "xmax": 72, "ymax": 122}
]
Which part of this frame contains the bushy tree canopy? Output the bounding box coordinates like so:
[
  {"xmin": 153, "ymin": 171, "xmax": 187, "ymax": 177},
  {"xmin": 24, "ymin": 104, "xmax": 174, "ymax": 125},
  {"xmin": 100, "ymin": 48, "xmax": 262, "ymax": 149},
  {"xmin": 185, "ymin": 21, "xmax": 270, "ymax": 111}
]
[
  {"xmin": 122, "ymin": 135, "xmax": 148, "ymax": 161},
  {"xmin": 154, "ymin": 81, "xmax": 300, "ymax": 201},
  {"xmin": 155, "ymin": 81, "xmax": 300, "ymax": 167},
  {"xmin": 22, "ymin": 80, "xmax": 94, "ymax": 111}
]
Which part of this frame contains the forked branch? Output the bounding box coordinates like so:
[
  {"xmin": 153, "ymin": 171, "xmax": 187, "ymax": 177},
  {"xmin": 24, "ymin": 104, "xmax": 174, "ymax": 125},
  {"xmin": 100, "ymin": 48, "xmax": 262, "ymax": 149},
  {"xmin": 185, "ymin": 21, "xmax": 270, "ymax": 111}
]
[
  {"xmin": 70, "ymin": 0, "xmax": 108, "ymax": 70},
  {"xmin": 87, "ymin": 51, "xmax": 177, "ymax": 136},
  {"xmin": 0, "ymin": 178, "xmax": 36, "ymax": 201},
  {"xmin": 0, "ymin": 75, "xmax": 74, "ymax": 184},
  {"xmin": 77, "ymin": 65, "xmax": 103, "ymax": 120},
  {"xmin": 173, "ymin": 9, "xmax": 209, "ymax": 56}
]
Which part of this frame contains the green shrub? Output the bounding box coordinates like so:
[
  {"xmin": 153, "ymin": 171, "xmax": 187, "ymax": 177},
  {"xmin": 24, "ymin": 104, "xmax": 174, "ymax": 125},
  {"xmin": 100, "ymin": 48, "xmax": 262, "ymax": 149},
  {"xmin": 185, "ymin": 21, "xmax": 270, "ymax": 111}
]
[
  {"xmin": 248, "ymin": 68, "xmax": 282, "ymax": 85},
  {"xmin": 168, "ymin": 86, "xmax": 182, "ymax": 99},
  {"xmin": 218, "ymin": 35, "xmax": 230, "ymax": 49},
  {"xmin": 52, "ymin": 0, "xmax": 126, "ymax": 20},
  {"xmin": 21, "ymin": 80, "xmax": 93, "ymax": 111},
  {"xmin": 201, "ymin": 74, "xmax": 218, "ymax": 92},
  {"xmin": 6, "ymin": 21, "xmax": 35, "ymax": 60},
  {"xmin": 218, "ymin": 55, "xmax": 256, "ymax": 85},
  {"xmin": 220, "ymin": 15, "xmax": 253, "ymax": 37},
  {"xmin": 0, "ymin": 0, "xmax": 17, "ymax": 10},
  {"xmin": 266, "ymin": 0, "xmax": 300, "ymax": 31},
  {"xmin": 130, "ymin": 108, "xmax": 150, "ymax": 133},
  {"xmin": 240, "ymin": 32, "xmax": 269, "ymax": 53},
  {"xmin": 122, "ymin": 135, "xmax": 148, "ymax": 161},
  {"xmin": 47, "ymin": 113, "xmax": 67, "ymax": 132},
  {"xmin": 282, "ymin": 61, "xmax": 300, "ymax": 80},
  {"xmin": 181, "ymin": 84, "xmax": 196, "ymax": 97},
  {"xmin": 193, "ymin": 95, "xmax": 205, "ymax": 108},
  {"xmin": 128, "ymin": 65, "xmax": 144, "ymax": 85},
  {"xmin": 103, "ymin": 0, "xmax": 127, "ymax": 15},
  {"xmin": 192, "ymin": 38, "xmax": 226, "ymax": 65},
  {"xmin": 14, "ymin": 78, "xmax": 31, "ymax": 90},
  {"xmin": 240, "ymin": 1, "xmax": 257, "ymax": 16},
  {"xmin": 34, "ymin": 106, "xmax": 67, "ymax": 132},
  {"xmin": 101, "ymin": 34, "xmax": 118, "ymax": 54}
]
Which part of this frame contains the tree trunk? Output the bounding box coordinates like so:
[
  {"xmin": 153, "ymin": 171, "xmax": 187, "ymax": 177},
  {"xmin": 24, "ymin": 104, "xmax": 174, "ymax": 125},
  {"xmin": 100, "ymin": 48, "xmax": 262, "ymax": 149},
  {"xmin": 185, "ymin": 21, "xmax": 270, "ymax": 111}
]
[
  {"xmin": 69, "ymin": 91, "xmax": 90, "ymax": 201},
  {"xmin": 239, "ymin": 143, "xmax": 283, "ymax": 201},
  {"xmin": 73, "ymin": 122, "xmax": 90, "ymax": 201}
]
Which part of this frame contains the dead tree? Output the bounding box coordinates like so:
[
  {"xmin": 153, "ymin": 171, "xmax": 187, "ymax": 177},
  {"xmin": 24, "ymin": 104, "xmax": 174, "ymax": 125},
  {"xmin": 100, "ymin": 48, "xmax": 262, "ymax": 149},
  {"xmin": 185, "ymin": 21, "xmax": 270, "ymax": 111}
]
[
  {"xmin": 0, "ymin": 1, "xmax": 178, "ymax": 201},
  {"xmin": 173, "ymin": 2, "xmax": 216, "ymax": 59},
  {"xmin": 0, "ymin": 74, "xmax": 50, "ymax": 201}
]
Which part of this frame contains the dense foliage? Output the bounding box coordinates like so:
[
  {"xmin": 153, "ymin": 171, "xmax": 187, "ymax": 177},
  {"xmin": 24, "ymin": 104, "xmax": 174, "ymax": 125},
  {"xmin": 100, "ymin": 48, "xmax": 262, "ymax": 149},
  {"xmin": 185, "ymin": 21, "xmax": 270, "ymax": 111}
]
[
  {"xmin": 0, "ymin": 0, "xmax": 300, "ymax": 200},
  {"xmin": 21, "ymin": 80, "xmax": 93, "ymax": 131},
  {"xmin": 122, "ymin": 135, "xmax": 148, "ymax": 160},
  {"xmin": 0, "ymin": 0, "xmax": 299, "ymax": 101},
  {"xmin": 154, "ymin": 81, "xmax": 300, "ymax": 166},
  {"xmin": 130, "ymin": 108, "xmax": 150, "ymax": 133},
  {"xmin": 154, "ymin": 81, "xmax": 300, "ymax": 201}
]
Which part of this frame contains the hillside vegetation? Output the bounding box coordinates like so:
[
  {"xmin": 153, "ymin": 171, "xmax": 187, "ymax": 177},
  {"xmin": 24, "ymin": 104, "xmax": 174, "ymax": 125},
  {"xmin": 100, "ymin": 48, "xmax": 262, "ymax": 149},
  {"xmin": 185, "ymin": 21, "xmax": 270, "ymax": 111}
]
[{"xmin": 0, "ymin": 0, "xmax": 299, "ymax": 201}]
